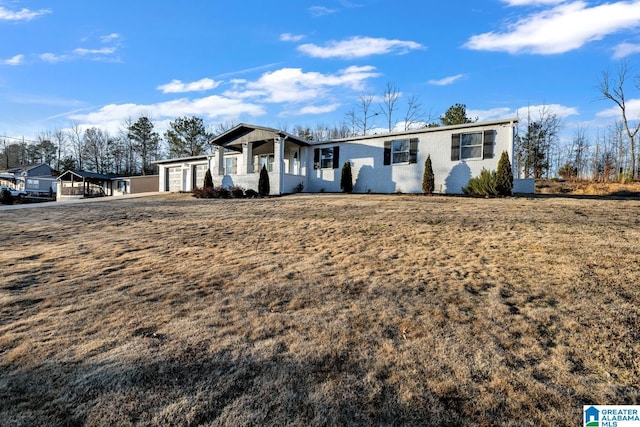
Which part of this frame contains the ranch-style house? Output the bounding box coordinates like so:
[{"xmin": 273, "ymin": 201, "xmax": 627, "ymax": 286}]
[{"xmin": 154, "ymin": 119, "xmax": 532, "ymax": 195}]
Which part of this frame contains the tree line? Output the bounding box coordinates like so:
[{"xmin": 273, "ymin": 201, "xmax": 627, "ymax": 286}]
[{"xmin": 1, "ymin": 116, "xmax": 217, "ymax": 176}]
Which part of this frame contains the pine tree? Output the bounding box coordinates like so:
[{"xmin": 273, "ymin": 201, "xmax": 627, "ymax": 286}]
[
  {"xmin": 340, "ymin": 162, "xmax": 353, "ymax": 193},
  {"xmin": 258, "ymin": 165, "xmax": 270, "ymax": 196},
  {"xmin": 496, "ymin": 151, "xmax": 513, "ymax": 196},
  {"xmin": 203, "ymin": 168, "xmax": 213, "ymax": 188},
  {"xmin": 422, "ymin": 154, "xmax": 434, "ymax": 194}
]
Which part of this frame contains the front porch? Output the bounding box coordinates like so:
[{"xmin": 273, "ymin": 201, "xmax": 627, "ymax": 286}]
[{"xmin": 209, "ymin": 124, "xmax": 310, "ymax": 194}]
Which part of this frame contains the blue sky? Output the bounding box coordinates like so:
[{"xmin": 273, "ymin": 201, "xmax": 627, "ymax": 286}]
[{"xmin": 1, "ymin": 0, "xmax": 640, "ymax": 143}]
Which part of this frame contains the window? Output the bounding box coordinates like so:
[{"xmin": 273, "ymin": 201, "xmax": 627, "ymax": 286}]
[
  {"xmin": 258, "ymin": 154, "xmax": 274, "ymax": 172},
  {"xmin": 461, "ymin": 132, "xmax": 483, "ymax": 160},
  {"xmin": 314, "ymin": 146, "xmax": 340, "ymax": 169},
  {"xmin": 224, "ymin": 157, "xmax": 237, "ymax": 175},
  {"xmin": 451, "ymin": 130, "xmax": 495, "ymax": 161},
  {"xmin": 384, "ymin": 139, "xmax": 418, "ymax": 165},
  {"xmin": 392, "ymin": 140, "xmax": 410, "ymax": 163}
]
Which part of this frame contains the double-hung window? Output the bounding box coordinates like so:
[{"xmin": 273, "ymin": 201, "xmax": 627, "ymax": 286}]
[
  {"xmin": 313, "ymin": 146, "xmax": 340, "ymax": 169},
  {"xmin": 224, "ymin": 157, "xmax": 237, "ymax": 175},
  {"xmin": 383, "ymin": 138, "xmax": 418, "ymax": 165},
  {"xmin": 259, "ymin": 154, "xmax": 274, "ymax": 172},
  {"xmin": 451, "ymin": 130, "xmax": 495, "ymax": 161},
  {"xmin": 392, "ymin": 140, "xmax": 410, "ymax": 164}
]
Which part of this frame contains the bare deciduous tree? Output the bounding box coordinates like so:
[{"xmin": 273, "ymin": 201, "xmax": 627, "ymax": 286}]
[
  {"xmin": 379, "ymin": 82, "xmax": 400, "ymax": 133},
  {"xmin": 597, "ymin": 60, "xmax": 640, "ymax": 179}
]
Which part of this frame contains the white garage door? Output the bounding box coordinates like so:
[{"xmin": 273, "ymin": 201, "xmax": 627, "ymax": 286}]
[{"xmin": 167, "ymin": 167, "xmax": 182, "ymax": 192}]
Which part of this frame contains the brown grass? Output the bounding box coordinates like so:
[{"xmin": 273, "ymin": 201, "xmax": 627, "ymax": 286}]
[{"xmin": 1, "ymin": 193, "xmax": 639, "ymax": 426}]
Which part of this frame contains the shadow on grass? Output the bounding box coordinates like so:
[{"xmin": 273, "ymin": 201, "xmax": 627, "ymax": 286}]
[{"xmin": 0, "ymin": 345, "xmax": 463, "ymax": 427}]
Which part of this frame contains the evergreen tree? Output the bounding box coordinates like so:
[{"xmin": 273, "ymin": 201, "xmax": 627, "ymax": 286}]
[
  {"xmin": 203, "ymin": 168, "xmax": 214, "ymax": 188},
  {"xmin": 165, "ymin": 116, "xmax": 213, "ymax": 158},
  {"xmin": 440, "ymin": 103, "xmax": 477, "ymax": 126},
  {"xmin": 128, "ymin": 116, "xmax": 160, "ymax": 175},
  {"xmin": 340, "ymin": 162, "xmax": 353, "ymax": 193},
  {"xmin": 258, "ymin": 165, "xmax": 270, "ymax": 196},
  {"xmin": 496, "ymin": 151, "xmax": 514, "ymax": 196},
  {"xmin": 422, "ymin": 154, "xmax": 434, "ymax": 194}
]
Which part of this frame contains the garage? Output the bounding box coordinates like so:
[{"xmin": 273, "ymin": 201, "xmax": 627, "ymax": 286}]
[{"xmin": 167, "ymin": 167, "xmax": 182, "ymax": 192}]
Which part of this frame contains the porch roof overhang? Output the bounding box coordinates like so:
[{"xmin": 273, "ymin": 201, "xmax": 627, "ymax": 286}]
[
  {"xmin": 210, "ymin": 123, "xmax": 311, "ymax": 148},
  {"xmin": 57, "ymin": 170, "xmax": 118, "ymax": 182}
]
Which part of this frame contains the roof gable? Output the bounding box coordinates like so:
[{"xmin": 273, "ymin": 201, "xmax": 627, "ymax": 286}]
[{"xmin": 211, "ymin": 123, "xmax": 311, "ymax": 147}]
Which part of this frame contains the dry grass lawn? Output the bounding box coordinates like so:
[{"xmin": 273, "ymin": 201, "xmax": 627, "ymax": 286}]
[{"xmin": 1, "ymin": 193, "xmax": 639, "ymax": 426}]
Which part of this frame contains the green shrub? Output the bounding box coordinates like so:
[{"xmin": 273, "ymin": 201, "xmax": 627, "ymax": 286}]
[
  {"xmin": 295, "ymin": 182, "xmax": 304, "ymax": 193},
  {"xmin": 245, "ymin": 189, "xmax": 258, "ymax": 198},
  {"xmin": 340, "ymin": 162, "xmax": 353, "ymax": 193},
  {"xmin": 496, "ymin": 151, "xmax": 513, "ymax": 196},
  {"xmin": 422, "ymin": 154, "xmax": 434, "ymax": 194},
  {"xmin": 203, "ymin": 169, "xmax": 214, "ymax": 188},
  {"xmin": 258, "ymin": 165, "xmax": 270, "ymax": 196},
  {"xmin": 229, "ymin": 185, "xmax": 245, "ymax": 198},
  {"xmin": 463, "ymin": 169, "xmax": 498, "ymax": 196}
]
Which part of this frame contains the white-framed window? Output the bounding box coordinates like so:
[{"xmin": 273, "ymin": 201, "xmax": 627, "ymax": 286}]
[
  {"xmin": 384, "ymin": 139, "xmax": 418, "ymax": 165},
  {"xmin": 320, "ymin": 148, "xmax": 334, "ymax": 168},
  {"xmin": 392, "ymin": 139, "xmax": 410, "ymax": 164},
  {"xmin": 461, "ymin": 132, "xmax": 483, "ymax": 160},
  {"xmin": 451, "ymin": 131, "xmax": 495, "ymax": 161},
  {"xmin": 313, "ymin": 146, "xmax": 339, "ymax": 169},
  {"xmin": 224, "ymin": 157, "xmax": 237, "ymax": 175},
  {"xmin": 258, "ymin": 154, "xmax": 274, "ymax": 172}
]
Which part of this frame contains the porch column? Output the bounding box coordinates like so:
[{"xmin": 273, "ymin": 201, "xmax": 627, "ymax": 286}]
[
  {"xmin": 273, "ymin": 136, "xmax": 285, "ymax": 195},
  {"xmin": 243, "ymin": 142, "xmax": 253, "ymax": 174},
  {"xmin": 214, "ymin": 146, "xmax": 224, "ymax": 176}
]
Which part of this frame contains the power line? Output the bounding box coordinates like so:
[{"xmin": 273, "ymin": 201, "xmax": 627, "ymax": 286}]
[{"xmin": 1, "ymin": 135, "xmax": 39, "ymax": 143}]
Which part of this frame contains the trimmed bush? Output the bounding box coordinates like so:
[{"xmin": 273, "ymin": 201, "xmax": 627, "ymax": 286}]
[
  {"xmin": 203, "ymin": 169, "xmax": 214, "ymax": 188},
  {"xmin": 340, "ymin": 162, "xmax": 353, "ymax": 193},
  {"xmin": 258, "ymin": 165, "xmax": 270, "ymax": 196},
  {"xmin": 229, "ymin": 185, "xmax": 245, "ymax": 198},
  {"xmin": 245, "ymin": 189, "xmax": 258, "ymax": 198},
  {"xmin": 496, "ymin": 151, "xmax": 513, "ymax": 196},
  {"xmin": 463, "ymin": 169, "xmax": 498, "ymax": 196},
  {"xmin": 422, "ymin": 154, "xmax": 434, "ymax": 194}
]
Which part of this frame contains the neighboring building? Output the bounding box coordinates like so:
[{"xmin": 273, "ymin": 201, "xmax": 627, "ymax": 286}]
[
  {"xmin": 0, "ymin": 163, "xmax": 57, "ymax": 196},
  {"xmin": 155, "ymin": 120, "xmax": 529, "ymax": 195},
  {"xmin": 57, "ymin": 170, "xmax": 118, "ymax": 199}
]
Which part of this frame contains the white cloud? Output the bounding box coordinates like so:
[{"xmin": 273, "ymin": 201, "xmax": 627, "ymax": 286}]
[
  {"xmin": 309, "ymin": 6, "xmax": 337, "ymax": 17},
  {"xmin": 68, "ymin": 96, "xmax": 266, "ymax": 134},
  {"xmin": 428, "ymin": 74, "xmax": 465, "ymax": 86},
  {"xmin": 2, "ymin": 54, "xmax": 24, "ymax": 66},
  {"xmin": 100, "ymin": 33, "xmax": 121, "ymax": 43},
  {"xmin": 596, "ymin": 98, "xmax": 640, "ymax": 119},
  {"xmin": 298, "ymin": 36, "xmax": 424, "ymax": 59},
  {"xmin": 40, "ymin": 52, "xmax": 69, "ymax": 63},
  {"xmin": 515, "ymin": 103, "xmax": 579, "ymax": 119},
  {"xmin": 613, "ymin": 42, "xmax": 640, "ymax": 59},
  {"xmin": 280, "ymin": 33, "xmax": 305, "ymax": 42},
  {"xmin": 465, "ymin": 1, "xmax": 640, "ymax": 54},
  {"xmin": 0, "ymin": 6, "xmax": 51, "ymax": 21},
  {"xmin": 467, "ymin": 107, "xmax": 514, "ymax": 121},
  {"xmin": 74, "ymin": 47, "xmax": 117, "ymax": 56},
  {"xmin": 295, "ymin": 104, "xmax": 341, "ymax": 115},
  {"xmin": 157, "ymin": 78, "xmax": 222, "ymax": 94},
  {"xmin": 230, "ymin": 65, "xmax": 380, "ymax": 104}
]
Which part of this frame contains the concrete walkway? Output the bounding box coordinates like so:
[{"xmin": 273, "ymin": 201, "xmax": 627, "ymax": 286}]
[{"xmin": 0, "ymin": 192, "xmax": 160, "ymax": 211}]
